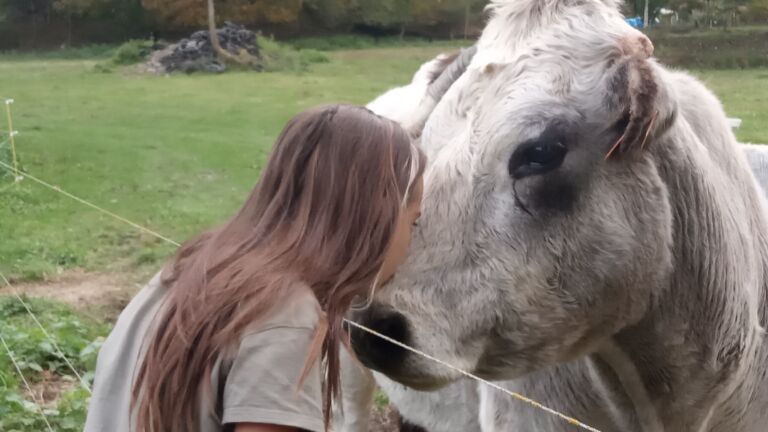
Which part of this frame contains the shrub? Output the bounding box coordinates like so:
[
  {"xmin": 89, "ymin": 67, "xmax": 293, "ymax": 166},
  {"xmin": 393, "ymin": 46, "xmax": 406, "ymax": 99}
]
[
  {"xmin": 92, "ymin": 62, "xmax": 114, "ymax": 73},
  {"xmin": 258, "ymin": 37, "xmax": 328, "ymax": 73},
  {"xmin": 111, "ymin": 39, "xmax": 154, "ymax": 65},
  {"xmin": 92, "ymin": 39, "xmax": 153, "ymax": 72},
  {"xmin": 258, "ymin": 37, "xmax": 302, "ymax": 72}
]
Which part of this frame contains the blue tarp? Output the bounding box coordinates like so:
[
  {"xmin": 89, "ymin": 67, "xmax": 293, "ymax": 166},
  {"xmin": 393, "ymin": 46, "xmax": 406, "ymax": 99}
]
[{"xmin": 625, "ymin": 17, "xmax": 644, "ymax": 28}]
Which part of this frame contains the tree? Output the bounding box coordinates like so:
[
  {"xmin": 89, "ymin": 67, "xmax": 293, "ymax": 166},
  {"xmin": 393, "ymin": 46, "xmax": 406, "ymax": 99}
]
[
  {"xmin": 141, "ymin": 0, "xmax": 202, "ymax": 28},
  {"xmin": 410, "ymin": 0, "xmax": 485, "ymax": 38},
  {"xmin": 750, "ymin": 0, "xmax": 768, "ymax": 18},
  {"xmin": 0, "ymin": 1, "xmax": 7, "ymax": 26},
  {"xmin": 52, "ymin": 0, "xmax": 106, "ymax": 44},
  {"xmin": 206, "ymin": 0, "xmax": 260, "ymax": 67},
  {"xmin": 104, "ymin": 0, "xmax": 149, "ymax": 36},
  {"xmin": 303, "ymin": 0, "xmax": 355, "ymax": 29},
  {"xmin": 354, "ymin": 0, "xmax": 411, "ymax": 36},
  {"xmin": 626, "ymin": 0, "xmax": 668, "ymax": 21},
  {"xmin": 643, "ymin": 0, "xmax": 650, "ymax": 26},
  {"xmin": 0, "ymin": 0, "xmax": 48, "ymax": 47},
  {"xmin": 666, "ymin": 0, "xmax": 707, "ymax": 12},
  {"xmin": 142, "ymin": 0, "xmax": 303, "ymax": 30},
  {"xmin": 207, "ymin": 0, "xmax": 232, "ymax": 61}
]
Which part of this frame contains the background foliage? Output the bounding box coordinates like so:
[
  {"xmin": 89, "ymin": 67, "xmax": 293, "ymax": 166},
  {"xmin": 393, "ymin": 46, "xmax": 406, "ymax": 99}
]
[{"xmin": 5, "ymin": 0, "xmax": 765, "ymax": 50}]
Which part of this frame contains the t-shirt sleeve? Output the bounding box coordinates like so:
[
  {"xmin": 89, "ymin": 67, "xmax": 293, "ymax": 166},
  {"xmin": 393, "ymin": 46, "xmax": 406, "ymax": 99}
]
[{"xmin": 222, "ymin": 326, "xmax": 324, "ymax": 432}]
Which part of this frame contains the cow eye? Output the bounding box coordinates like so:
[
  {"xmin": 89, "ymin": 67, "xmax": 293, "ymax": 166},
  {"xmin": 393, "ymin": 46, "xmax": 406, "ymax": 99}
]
[{"xmin": 509, "ymin": 139, "xmax": 567, "ymax": 179}]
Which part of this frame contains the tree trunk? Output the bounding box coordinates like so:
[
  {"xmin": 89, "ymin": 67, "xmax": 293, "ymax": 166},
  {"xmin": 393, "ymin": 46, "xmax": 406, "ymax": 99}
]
[
  {"xmin": 67, "ymin": 12, "xmax": 73, "ymax": 47},
  {"xmin": 207, "ymin": 0, "xmax": 237, "ymax": 62},
  {"xmin": 31, "ymin": 16, "xmax": 39, "ymax": 49},
  {"xmin": 643, "ymin": 0, "xmax": 650, "ymax": 28},
  {"xmin": 464, "ymin": 2, "xmax": 470, "ymax": 40}
]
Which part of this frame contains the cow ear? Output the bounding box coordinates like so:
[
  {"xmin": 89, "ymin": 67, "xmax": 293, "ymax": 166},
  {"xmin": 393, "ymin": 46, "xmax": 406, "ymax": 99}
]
[
  {"xmin": 418, "ymin": 50, "xmax": 462, "ymax": 86},
  {"xmin": 604, "ymin": 33, "xmax": 677, "ymax": 159},
  {"xmin": 406, "ymin": 45, "xmax": 478, "ymax": 138}
]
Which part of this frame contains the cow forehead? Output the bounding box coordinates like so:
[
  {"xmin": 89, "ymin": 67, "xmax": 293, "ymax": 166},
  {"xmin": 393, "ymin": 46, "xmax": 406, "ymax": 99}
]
[
  {"xmin": 422, "ymin": 1, "xmax": 630, "ymax": 166},
  {"xmin": 476, "ymin": 1, "xmax": 625, "ymax": 62}
]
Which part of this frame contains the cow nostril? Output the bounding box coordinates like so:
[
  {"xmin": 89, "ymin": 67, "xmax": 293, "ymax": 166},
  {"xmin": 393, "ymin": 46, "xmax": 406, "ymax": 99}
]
[
  {"xmin": 350, "ymin": 309, "xmax": 410, "ymax": 374},
  {"xmin": 373, "ymin": 313, "xmax": 407, "ymax": 344}
]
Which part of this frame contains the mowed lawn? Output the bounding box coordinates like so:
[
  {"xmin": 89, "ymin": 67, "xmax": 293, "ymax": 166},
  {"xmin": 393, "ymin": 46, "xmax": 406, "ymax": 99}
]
[{"xmin": 0, "ymin": 48, "xmax": 767, "ymax": 281}]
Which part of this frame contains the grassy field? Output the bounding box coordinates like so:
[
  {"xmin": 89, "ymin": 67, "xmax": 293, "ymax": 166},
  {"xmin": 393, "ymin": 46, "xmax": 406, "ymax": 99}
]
[
  {"xmin": 694, "ymin": 69, "xmax": 768, "ymax": 144},
  {"xmin": 649, "ymin": 25, "xmax": 768, "ymax": 69},
  {"xmin": 0, "ymin": 46, "xmax": 462, "ymax": 282}
]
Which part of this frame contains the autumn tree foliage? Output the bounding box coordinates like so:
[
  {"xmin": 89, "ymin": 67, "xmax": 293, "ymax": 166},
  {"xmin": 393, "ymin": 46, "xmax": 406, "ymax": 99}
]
[
  {"xmin": 749, "ymin": 0, "xmax": 768, "ymax": 18},
  {"xmin": 141, "ymin": 0, "xmax": 303, "ymax": 29},
  {"xmin": 3, "ymin": 0, "xmax": 768, "ymax": 50},
  {"xmin": 301, "ymin": 0, "xmax": 486, "ymax": 36}
]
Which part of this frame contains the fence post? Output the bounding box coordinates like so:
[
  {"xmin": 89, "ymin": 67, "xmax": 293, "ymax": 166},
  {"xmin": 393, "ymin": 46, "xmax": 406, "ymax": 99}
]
[{"xmin": 4, "ymin": 98, "xmax": 21, "ymax": 183}]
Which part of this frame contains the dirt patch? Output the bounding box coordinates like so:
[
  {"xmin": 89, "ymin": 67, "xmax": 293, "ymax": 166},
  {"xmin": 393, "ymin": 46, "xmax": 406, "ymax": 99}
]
[
  {"xmin": 0, "ymin": 269, "xmax": 143, "ymax": 321},
  {"xmin": 26, "ymin": 371, "xmax": 78, "ymax": 408},
  {"xmin": 370, "ymin": 405, "xmax": 401, "ymax": 432}
]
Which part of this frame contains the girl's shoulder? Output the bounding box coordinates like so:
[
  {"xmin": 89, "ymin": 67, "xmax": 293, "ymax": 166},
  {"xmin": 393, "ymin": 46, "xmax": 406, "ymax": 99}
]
[{"xmin": 256, "ymin": 282, "xmax": 321, "ymax": 333}]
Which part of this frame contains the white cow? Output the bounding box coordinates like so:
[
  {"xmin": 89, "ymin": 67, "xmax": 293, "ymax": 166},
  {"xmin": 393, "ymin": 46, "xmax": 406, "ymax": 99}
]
[
  {"xmin": 340, "ymin": 54, "xmax": 768, "ymax": 431},
  {"xmin": 342, "ymin": 1, "xmax": 768, "ymax": 431}
]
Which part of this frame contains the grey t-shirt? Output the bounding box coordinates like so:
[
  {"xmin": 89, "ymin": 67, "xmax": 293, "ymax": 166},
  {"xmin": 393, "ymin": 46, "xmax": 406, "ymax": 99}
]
[{"xmin": 85, "ymin": 272, "xmax": 324, "ymax": 432}]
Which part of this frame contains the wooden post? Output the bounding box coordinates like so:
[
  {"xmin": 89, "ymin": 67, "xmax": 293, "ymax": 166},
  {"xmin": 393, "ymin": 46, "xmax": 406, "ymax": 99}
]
[
  {"xmin": 464, "ymin": 1, "xmax": 470, "ymax": 40},
  {"xmin": 4, "ymin": 99, "xmax": 21, "ymax": 183}
]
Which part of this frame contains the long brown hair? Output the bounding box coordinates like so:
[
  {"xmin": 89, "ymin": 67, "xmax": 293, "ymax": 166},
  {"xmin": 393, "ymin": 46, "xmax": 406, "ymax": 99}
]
[{"xmin": 132, "ymin": 104, "xmax": 426, "ymax": 431}]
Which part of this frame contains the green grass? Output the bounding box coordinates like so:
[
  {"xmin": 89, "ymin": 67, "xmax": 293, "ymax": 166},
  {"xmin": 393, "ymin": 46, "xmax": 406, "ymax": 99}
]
[
  {"xmin": 650, "ymin": 26, "xmax": 768, "ymax": 69},
  {"xmin": 0, "ymin": 44, "xmax": 117, "ymax": 61},
  {"xmin": 695, "ymin": 69, "xmax": 768, "ymax": 144},
  {"xmin": 0, "ymin": 296, "xmax": 106, "ymax": 431},
  {"xmin": 0, "ymin": 45, "xmax": 462, "ymax": 281},
  {"xmin": 109, "ymin": 39, "xmax": 154, "ymax": 66},
  {"xmin": 258, "ymin": 37, "xmax": 331, "ymax": 73}
]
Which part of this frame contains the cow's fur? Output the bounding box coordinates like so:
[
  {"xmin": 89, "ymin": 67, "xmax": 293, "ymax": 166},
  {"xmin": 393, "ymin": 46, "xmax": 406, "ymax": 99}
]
[
  {"xmin": 342, "ymin": 1, "xmax": 768, "ymax": 431},
  {"xmin": 335, "ymin": 142, "xmax": 768, "ymax": 432}
]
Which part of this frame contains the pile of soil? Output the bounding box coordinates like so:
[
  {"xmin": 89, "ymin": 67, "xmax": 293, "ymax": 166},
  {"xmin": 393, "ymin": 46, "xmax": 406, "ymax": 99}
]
[{"xmin": 146, "ymin": 22, "xmax": 261, "ymax": 74}]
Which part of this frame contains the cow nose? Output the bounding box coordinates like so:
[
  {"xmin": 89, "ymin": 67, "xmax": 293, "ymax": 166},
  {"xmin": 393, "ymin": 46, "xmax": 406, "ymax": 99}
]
[{"xmin": 349, "ymin": 307, "xmax": 410, "ymax": 375}]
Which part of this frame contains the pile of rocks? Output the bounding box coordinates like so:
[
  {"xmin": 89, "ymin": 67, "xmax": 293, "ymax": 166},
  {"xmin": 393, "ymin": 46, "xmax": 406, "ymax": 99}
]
[{"xmin": 146, "ymin": 22, "xmax": 262, "ymax": 74}]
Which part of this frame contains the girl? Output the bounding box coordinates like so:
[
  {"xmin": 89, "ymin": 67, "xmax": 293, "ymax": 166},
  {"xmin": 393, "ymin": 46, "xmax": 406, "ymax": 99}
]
[{"xmin": 85, "ymin": 104, "xmax": 425, "ymax": 432}]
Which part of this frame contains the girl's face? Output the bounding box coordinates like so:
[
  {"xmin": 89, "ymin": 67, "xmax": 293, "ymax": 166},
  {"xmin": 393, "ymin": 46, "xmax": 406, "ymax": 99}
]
[{"xmin": 379, "ymin": 177, "xmax": 424, "ymax": 286}]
